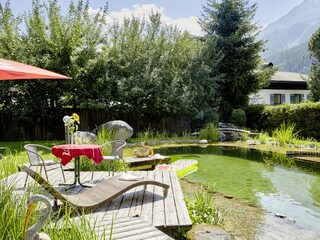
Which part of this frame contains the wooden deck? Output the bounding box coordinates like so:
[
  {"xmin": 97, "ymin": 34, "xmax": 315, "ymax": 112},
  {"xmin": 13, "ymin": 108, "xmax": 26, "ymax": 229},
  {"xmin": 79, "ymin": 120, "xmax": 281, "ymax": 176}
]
[
  {"xmin": 76, "ymin": 216, "xmax": 174, "ymax": 239},
  {"xmin": 4, "ymin": 166, "xmax": 191, "ymax": 236}
]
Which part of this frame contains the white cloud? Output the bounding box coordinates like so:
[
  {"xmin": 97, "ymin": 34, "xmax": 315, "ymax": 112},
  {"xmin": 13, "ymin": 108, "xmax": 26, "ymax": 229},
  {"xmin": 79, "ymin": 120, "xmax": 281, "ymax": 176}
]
[
  {"xmin": 89, "ymin": 4, "xmax": 203, "ymax": 36},
  {"xmin": 171, "ymin": 16, "xmax": 203, "ymax": 36}
]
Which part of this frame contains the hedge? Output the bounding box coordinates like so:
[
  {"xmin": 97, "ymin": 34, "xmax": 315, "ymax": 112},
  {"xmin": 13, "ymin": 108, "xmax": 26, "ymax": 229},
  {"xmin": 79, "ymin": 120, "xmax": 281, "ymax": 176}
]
[{"xmin": 246, "ymin": 102, "xmax": 320, "ymax": 140}]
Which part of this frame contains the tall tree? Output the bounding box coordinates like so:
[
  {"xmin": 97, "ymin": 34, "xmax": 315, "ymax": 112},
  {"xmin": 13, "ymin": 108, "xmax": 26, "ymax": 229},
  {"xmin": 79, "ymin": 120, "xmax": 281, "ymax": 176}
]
[
  {"xmin": 308, "ymin": 27, "xmax": 320, "ymax": 101},
  {"xmin": 0, "ymin": 0, "xmax": 23, "ymax": 117},
  {"xmin": 101, "ymin": 13, "xmax": 220, "ymax": 123},
  {"xmin": 200, "ymin": 0, "xmax": 272, "ymax": 122},
  {"xmin": 0, "ymin": 0, "xmax": 108, "ymax": 138}
]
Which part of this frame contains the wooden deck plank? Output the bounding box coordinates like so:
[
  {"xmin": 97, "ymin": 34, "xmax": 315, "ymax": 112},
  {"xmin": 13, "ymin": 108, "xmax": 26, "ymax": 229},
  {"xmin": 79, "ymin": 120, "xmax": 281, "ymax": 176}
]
[
  {"xmin": 5, "ymin": 167, "xmax": 191, "ymax": 230},
  {"xmin": 140, "ymin": 171, "xmax": 155, "ymax": 224},
  {"xmin": 162, "ymin": 170, "xmax": 179, "ymax": 227},
  {"xmin": 94, "ymin": 217, "xmax": 173, "ymax": 240},
  {"xmin": 169, "ymin": 170, "xmax": 192, "ymax": 226},
  {"xmin": 128, "ymin": 171, "xmax": 148, "ymax": 218},
  {"xmin": 116, "ymin": 171, "xmax": 142, "ymax": 218},
  {"xmin": 153, "ymin": 170, "xmax": 166, "ymax": 227}
]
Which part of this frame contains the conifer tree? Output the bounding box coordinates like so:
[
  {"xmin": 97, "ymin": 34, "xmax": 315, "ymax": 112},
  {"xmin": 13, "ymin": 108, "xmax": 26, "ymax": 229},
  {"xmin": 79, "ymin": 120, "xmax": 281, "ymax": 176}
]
[{"xmin": 201, "ymin": 0, "xmax": 272, "ymax": 122}]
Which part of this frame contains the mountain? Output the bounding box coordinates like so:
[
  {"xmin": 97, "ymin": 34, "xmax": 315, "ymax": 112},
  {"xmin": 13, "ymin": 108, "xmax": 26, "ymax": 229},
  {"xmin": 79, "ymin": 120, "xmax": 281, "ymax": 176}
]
[{"xmin": 259, "ymin": 0, "xmax": 320, "ymax": 73}]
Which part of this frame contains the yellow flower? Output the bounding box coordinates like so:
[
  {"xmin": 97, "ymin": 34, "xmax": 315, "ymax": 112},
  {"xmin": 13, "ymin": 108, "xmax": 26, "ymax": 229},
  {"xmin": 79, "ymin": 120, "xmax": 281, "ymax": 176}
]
[{"xmin": 72, "ymin": 113, "xmax": 80, "ymax": 124}]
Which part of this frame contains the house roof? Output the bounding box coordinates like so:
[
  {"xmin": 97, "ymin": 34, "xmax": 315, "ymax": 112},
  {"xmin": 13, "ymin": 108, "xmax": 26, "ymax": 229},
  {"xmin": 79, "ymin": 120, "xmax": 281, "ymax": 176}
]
[
  {"xmin": 271, "ymin": 71, "xmax": 308, "ymax": 82},
  {"xmin": 265, "ymin": 71, "xmax": 309, "ymax": 90}
]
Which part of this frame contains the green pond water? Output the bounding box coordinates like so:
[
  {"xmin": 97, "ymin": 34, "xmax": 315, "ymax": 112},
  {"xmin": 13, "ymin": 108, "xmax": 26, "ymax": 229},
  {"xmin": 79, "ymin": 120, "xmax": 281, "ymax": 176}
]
[{"xmin": 157, "ymin": 146, "xmax": 320, "ymax": 230}]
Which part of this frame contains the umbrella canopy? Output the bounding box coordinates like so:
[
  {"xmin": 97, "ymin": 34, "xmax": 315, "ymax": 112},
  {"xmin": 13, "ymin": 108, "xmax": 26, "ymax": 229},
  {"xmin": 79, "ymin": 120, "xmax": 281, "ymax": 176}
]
[{"xmin": 0, "ymin": 58, "xmax": 70, "ymax": 80}]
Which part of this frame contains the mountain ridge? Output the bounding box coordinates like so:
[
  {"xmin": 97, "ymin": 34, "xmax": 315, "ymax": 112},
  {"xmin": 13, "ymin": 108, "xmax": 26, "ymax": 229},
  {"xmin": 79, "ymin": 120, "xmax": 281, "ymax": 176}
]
[{"xmin": 259, "ymin": 0, "xmax": 320, "ymax": 73}]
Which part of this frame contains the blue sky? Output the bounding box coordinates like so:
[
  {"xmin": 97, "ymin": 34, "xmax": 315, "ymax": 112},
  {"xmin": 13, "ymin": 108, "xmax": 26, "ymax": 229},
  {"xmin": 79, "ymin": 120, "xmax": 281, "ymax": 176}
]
[{"xmin": 6, "ymin": 0, "xmax": 304, "ymax": 35}]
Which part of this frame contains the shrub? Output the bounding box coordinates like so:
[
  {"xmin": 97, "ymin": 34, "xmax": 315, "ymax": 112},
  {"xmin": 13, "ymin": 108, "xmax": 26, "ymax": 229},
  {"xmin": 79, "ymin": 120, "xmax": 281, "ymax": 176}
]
[
  {"xmin": 245, "ymin": 104, "xmax": 265, "ymax": 130},
  {"xmin": 262, "ymin": 102, "xmax": 320, "ymax": 140},
  {"xmin": 229, "ymin": 109, "xmax": 246, "ymax": 127}
]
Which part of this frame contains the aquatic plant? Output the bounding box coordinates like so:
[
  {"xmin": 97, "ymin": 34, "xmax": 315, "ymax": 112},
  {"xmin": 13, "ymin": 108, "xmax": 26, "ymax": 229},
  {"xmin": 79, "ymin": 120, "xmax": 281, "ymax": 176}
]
[
  {"xmin": 186, "ymin": 187, "xmax": 222, "ymax": 226},
  {"xmin": 258, "ymin": 131, "xmax": 270, "ymax": 144},
  {"xmin": 199, "ymin": 123, "xmax": 219, "ymax": 142},
  {"xmin": 272, "ymin": 122, "xmax": 299, "ymax": 147},
  {"xmin": 0, "ymin": 181, "xmax": 100, "ymax": 239}
]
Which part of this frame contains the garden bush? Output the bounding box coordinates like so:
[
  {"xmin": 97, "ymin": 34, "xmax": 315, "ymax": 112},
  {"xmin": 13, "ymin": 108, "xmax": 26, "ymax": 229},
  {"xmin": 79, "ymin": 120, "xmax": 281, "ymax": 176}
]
[
  {"xmin": 244, "ymin": 104, "xmax": 265, "ymax": 130},
  {"xmin": 262, "ymin": 102, "xmax": 320, "ymax": 140},
  {"xmin": 229, "ymin": 109, "xmax": 246, "ymax": 127}
]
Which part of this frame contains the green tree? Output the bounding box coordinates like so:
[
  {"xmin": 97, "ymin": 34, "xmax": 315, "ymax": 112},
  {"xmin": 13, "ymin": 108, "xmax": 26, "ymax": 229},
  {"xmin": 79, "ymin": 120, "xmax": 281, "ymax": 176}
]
[
  {"xmin": 0, "ymin": 1, "xmax": 23, "ymax": 114},
  {"xmin": 0, "ymin": 0, "xmax": 108, "ymax": 138},
  {"xmin": 200, "ymin": 0, "xmax": 272, "ymax": 122},
  {"xmin": 0, "ymin": 1, "xmax": 21, "ymax": 59},
  {"xmin": 308, "ymin": 27, "xmax": 320, "ymax": 101},
  {"xmin": 101, "ymin": 13, "xmax": 220, "ymax": 122}
]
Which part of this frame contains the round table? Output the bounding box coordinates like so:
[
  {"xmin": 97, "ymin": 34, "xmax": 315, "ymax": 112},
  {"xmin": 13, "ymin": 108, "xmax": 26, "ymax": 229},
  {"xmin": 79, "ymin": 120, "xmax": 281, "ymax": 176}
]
[{"xmin": 52, "ymin": 144, "xmax": 103, "ymax": 188}]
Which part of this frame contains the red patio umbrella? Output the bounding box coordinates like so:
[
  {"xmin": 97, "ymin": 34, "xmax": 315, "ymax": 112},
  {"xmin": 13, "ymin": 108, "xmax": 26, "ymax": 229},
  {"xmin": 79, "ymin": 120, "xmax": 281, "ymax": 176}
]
[{"xmin": 0, "ymin": 58, "xmax": 70, "ymax": 80}]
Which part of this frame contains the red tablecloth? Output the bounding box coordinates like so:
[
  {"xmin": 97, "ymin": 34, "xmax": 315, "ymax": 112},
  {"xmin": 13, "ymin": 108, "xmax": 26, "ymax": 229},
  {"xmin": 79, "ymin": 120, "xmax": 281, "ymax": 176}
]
[{"xmin": 52, "ymin": 144, "xmax": 103, "ymax": 166}]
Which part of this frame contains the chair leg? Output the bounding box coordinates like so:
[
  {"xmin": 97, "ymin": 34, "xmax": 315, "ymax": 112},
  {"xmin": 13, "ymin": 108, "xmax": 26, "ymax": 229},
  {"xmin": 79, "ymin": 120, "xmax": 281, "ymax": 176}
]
[
  {"xmin": 164, "ymin": 188, "xmax": 168, "ymax": 198},
  {"xmin": 112, "ymin": 158, "xmax": 116, "ymax": 176},
  {"xmin": 107, "ymin": 161, "xmax": 111, "ymax": 176},
  {"xmin": 24, "ymin": 173, "xmax": 28, "ymax": 187},
  {"xmin": 42, "ymin": 166, "xmax": 49, "ymax": 181},
  {"xmin": 24, "ymin": 164, "xmax": 31, "ymax": 187},
  {"xmin": 91, "ymin": 163, "xmax": 95, "ymax": 180},
  {"xmin": 59, "ymin": 164, "xmax": 66, "ymax": 182},
  {"xmin": 121, "ymin": 157, "xmax": 127, "ymax": 173}
]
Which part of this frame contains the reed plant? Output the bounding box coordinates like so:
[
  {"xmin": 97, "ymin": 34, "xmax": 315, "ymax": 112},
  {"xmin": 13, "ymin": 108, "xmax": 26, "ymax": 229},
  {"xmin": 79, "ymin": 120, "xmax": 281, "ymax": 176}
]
[
  {"xmin": 137, "ymin": 127, "xmax": 154, "ymax": 143},
  {"xmin": 258, "ymin": 131, "xmax": 271, "ymax": 144},
  {"xmin": 170, "ymin": 133, "xmax": 179, "ymax": 141},
  {"xmin": 240, "ymin": 132, "xmax": 249, "ymax": 141},
  {"xmin": 199, "ymin": 123, "xmax": 219, "ymax": 142},
  {"xmin": 0, "ymin": 182, "xmax": 27, "ymax": 239},
  {"xmin": 154, "ymin": 130, "xmax": 169, "ymax": 141},
  {"xmin": 82, "ymin": 127, "xmax": 127, "ymax": 172},
  {"xmin": 0, "ymin": 181, "xmax": 103, "ymax": 239},
  {"xmin": 46, "ymin": 207, "xmax": 99, "ymax": 239},
  {"xmin": 96, "ymin": 128, "xmax": 115, "ymax": 152},
  {"xmin": 0, "ymin": 150, "xmax": 27, "ymax": 179},
  {"xmin": 182, "ymin": 130, "xmax": 191, "ymax": 141},
  {"xmin": 186, "ymin": 187, "xmax": 221, "ymax": 226},
  {"xmin": 272, "ymin": 122, "xmax": 299, "ymax": 147}
]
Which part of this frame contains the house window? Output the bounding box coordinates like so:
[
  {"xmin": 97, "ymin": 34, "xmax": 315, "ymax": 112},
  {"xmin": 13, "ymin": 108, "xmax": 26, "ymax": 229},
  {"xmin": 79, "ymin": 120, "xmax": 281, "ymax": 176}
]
[
  {"xmin": 270, "ymin": 94, "xmax": 285, "ymax": 105},
  {"xmin": 307, "ymin": 94, "xmax": 312, "ymax": 101},
  {"xmin": 290, "ymin": 94, "xmax": 304, "ymax": 104}
]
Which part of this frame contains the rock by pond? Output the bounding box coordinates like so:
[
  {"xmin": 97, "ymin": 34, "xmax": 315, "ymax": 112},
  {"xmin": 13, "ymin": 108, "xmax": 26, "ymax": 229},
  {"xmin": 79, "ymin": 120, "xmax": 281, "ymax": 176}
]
[
  {"xmin": 95, "ymin": 120, "xmax": 134, "ymax": 140},
  {"xmin": 186, "ymin": 224, "xmax": 231, "ymax": 240}
]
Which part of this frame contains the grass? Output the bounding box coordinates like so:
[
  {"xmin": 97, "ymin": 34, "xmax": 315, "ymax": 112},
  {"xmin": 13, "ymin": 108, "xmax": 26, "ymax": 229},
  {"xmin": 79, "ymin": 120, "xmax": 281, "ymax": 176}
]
[{"xmin": 0, "ymin": 180, "xmax": 102, "ymax": 239}]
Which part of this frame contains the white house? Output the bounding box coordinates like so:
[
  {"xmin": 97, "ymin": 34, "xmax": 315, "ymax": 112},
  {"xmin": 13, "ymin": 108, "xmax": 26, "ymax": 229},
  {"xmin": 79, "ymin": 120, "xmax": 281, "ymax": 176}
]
[{"xmin": 250, "ymin": 71, "xmax": 310, "ymax": 105}]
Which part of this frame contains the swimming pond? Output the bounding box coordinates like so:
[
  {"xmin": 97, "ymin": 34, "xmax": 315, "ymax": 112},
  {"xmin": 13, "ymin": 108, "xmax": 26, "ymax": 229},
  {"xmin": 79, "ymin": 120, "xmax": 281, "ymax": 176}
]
[{"xmin": 157, "ymin": 145, "xmax": 320, "ymax": 230}]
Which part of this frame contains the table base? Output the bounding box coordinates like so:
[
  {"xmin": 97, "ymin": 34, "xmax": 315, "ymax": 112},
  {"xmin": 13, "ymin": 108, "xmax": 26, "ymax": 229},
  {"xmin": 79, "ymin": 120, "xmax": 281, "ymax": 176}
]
[{"xmin": 59, "ymin": 157, "xmax": 91, "ymax": 189}]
